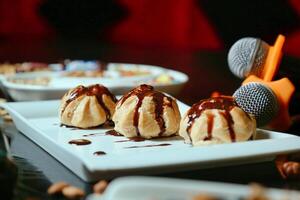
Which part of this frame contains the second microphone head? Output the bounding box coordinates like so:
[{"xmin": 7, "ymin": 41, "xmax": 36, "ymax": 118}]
[{"xmin": 233, "ymin": 82, "xmax": 279, "ymax": 127}]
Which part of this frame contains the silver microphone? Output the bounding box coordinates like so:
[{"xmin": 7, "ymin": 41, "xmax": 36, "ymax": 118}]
[
  {"xmin": 233, "ymin": 82, "xmax": 279, "ymax": 127},
  {"xmin": 228, "ymin": 37, "xmax": 270, "ymax": 79}
]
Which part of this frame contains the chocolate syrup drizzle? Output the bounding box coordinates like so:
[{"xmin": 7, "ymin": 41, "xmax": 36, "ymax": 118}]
[
  {"xmin": 125, "ymin": 143, "xmax": 171, "ymax": 149},
  {"xmin": 203, "ymin": 113, "xmax": 214, "ymax": 141},
  {"xmin": 186, "ymin": 96, "xmax": 238, "ymax": 142},
  {"xmin": 105, "ymin": 130, "xmax": 122, "ymax": 136},
  {"xmin": 68, "ymin": 139, "xmax": 91, "ymax": 145},
  {"xmin": 83, "ymin": 133, "xmax": 105, "ymax": 137},
  {"xmin": 118, "ymin": 84, "xmax": 173, "ymax": 136},
  {"xmin": 93, "ymin": 151, "xmax": 106, "ymax": 156},
  {"xmin": 62, "ymin": 84, "xmax": 117, "ymax": 119}
]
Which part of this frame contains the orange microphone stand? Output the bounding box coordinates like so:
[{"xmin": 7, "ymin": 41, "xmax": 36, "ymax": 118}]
[{"xmin": 243, "ymin": 34, "xmax": 295, "ymax": 131}]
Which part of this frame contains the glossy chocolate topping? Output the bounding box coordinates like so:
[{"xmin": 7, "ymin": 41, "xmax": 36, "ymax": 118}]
[
  {"xmin": 203, "ymin": 113, "xmax": 214, "ymax": 141},
  {"xmin": 62, "ymin": 84, "xmax": 117, "ymax": 119},
  {"xmin": 83, "ymin": 133, "xmax": 102, "ymax": 137},
  {"xmin": 118, "ymin": 84, "xmax": 173, "ymax": 136},
  {"xmin": 83, "ymin": 133, "xmax": 95, "ymax": 137},
  {"xmin": 68, "ymin": 139, "xmax": 91, "ymax": 145},
  {"xmin": 186, "ymin": 96, "xmax": 238, "ymax": 142},
  {"xmin": 125, "ymin": 143, "xmax": 171, "ymax": 149},
  {"xmin": 105, "ymin": 129, "xmax": 122, "ymax": 136},
  {"xmin": 93, "ymin": 151, "xmax": 106, "ymax": 156}
]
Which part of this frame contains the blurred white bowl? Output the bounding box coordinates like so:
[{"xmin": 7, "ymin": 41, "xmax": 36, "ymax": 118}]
[{"xmin": 1, "ymin": 63, "xmax": 188, "ymax": 101}]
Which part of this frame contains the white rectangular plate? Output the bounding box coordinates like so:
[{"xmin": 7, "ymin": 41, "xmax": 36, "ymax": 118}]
[
  {"xmin": 2, "ymin": 100, "xmax": 300, "ymax": 182},
  {"xmin": 87, "ymin": 176, "xmax": 300, "ymax": 200}
]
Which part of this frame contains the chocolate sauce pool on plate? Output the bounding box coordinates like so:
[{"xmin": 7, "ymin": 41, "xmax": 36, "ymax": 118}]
[
  {"xmin": 93, "ymin": 151, "xmax": 106, "ymax": 156},
  {"xmin": 105, "ymin": 130, "xmax": 122, "ymax": 136},
  {"xmin": 68, "ymin": 139, "xmax": 91, "ymax": 145},
  {"xmin": 82, "ymin": 132, "xmax": 106, "ymax": 137},
  {"xmin": 125, "ymin": 143, "xmax": 171, "ymax": 149},
  {"xmin": 83, "ymin": 133, "xmax": 96, "ymax": 137}
]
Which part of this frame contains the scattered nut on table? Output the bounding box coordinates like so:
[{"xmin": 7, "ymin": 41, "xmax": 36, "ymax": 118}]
[
  {"xmin": 3, "ymin": 114, "xmax": 12, "ymax": 121},
  {"xmin": 62, "ymin": 185, "xmax": 85, "ymax": 199},
  {"xmin": 0, "ymin": 108, "xmax": 8, "ymax": 116},
  {"xmin": 246, "ymin": 183, "xmax": 268, "ymax": 200},
  {"xmin": 93, "ymin": 180, "xmax": 108, "ymax": 194},
  {"xmin": 47, "ymin": 181, "xmax": 69, "ymax": 195},
  {"xmin": 0, "ymin": 98, "xmax": 7, "ymax": 103},
  {"xmin": 282, "ymin": 161, "xmax": 300, "ymax": 179}
]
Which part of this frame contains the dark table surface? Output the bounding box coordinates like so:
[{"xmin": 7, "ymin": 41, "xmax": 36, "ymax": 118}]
[{"xmin": 0, "ymin": 39, "xmax": 300, "ymax": 200}]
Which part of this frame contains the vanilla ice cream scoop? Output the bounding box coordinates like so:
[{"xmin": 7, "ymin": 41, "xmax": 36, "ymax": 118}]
[
  {"xmin": 112, "ymin": 84, "xmax": 181, "ymax": 139},
  {"xmin": 60, "ymin": 84, "xmax": 117, "ymax": 128},
  {"xmin": 179, "ymin": 96, "xmax": 256, "ymax": 146}
]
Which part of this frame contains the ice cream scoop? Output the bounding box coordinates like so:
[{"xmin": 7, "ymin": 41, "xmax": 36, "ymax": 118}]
[
  {"xmin": 112, "ymin": 84, "xmax": 181, "ymax": 139},
  {"xmin": 60, "ymin": 84, "xmax": 117, "ymax": 128},
  {"xmin": 179, "ymin": 96, "xmax": 256, "ymax": 146}
]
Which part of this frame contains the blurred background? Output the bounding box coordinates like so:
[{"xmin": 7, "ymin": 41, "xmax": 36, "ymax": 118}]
[
  {"xmin": 0, "ymin": 0, "xmax": 299, "ymax": 58},
  {"xmin": 0, "ymin": 0, "xmax": 300, "ymax": 105},
  {"xmin": 0, "ymin": 2, "xmax": 300, "ymax": 199}
]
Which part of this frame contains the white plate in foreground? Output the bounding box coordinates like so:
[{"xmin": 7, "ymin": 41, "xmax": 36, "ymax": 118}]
[
  {"xmin": 88, "ymin": 176, "xmax": 300, "ymax": 200},
  {"xmin": 2, "ymin": 100, "xmax": 300, "ymax": 182}
]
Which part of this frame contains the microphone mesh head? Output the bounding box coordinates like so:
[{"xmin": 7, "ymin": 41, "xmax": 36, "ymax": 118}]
[
  {"xmin": 251, "ymin": 40, "xmax": 269, "ymax": 77},
  {"xmin": 228, "ymin": 38, "xmax": 269, "ymax": 79},
  {"xmin": 233, "ymin": 82, "xmax": 279, "ymax": 127}
]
